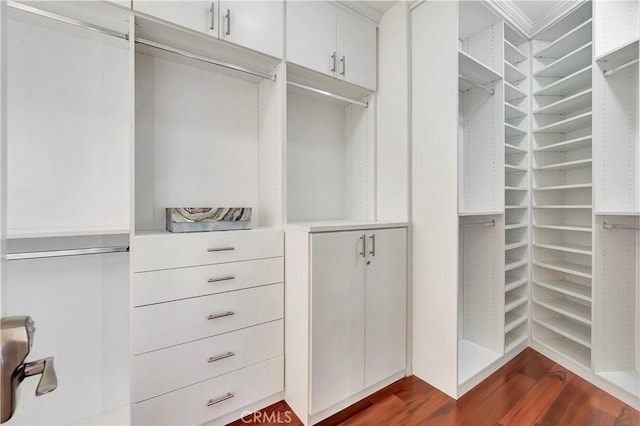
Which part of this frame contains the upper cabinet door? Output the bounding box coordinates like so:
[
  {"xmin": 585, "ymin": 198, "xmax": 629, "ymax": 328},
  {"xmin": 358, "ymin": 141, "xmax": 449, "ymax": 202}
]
[
  {"xmin": 336, "ymin": 9, "xmax": 377, "ymax": 90},
  {"xmin": 286, "ymin": 1, "xmax": 337, "ymax": 77},
  {"xmin": 134, "ymin": 1, "xmax": 219, "ymax": 38},
  {"xmin": 219, "ymin": 0, "xmax": 283, "ymax": 58}
]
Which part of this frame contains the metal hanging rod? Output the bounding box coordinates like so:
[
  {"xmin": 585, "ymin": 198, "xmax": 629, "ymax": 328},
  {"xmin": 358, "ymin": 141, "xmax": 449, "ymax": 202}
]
[
  {"xmin": 603, "ymin": 221, "xmax": 640, "ymax": 231},
  {"xmin": 461, "ymin": 219, "xmax": 496, "ymax": 228},
  {"xmin": 136, "ymin": 38, "xmax": 274, "ymax": 81},
  {"xmin": 6, "ymin": 1, "xmax": 128, "ymax": 41},
  {"xmin": 286, "ymin": 81, "xmax": 369, "ymax": 108},
  {"xmin": 7, "ymin": 246, "xmax": 129, "ymax": 261},
  {"xmin": 603, "ymin": 59, "xmax": 639, "ymax": 77},
  {"xmin": 458, "ymin": 75, "xmax": 495, "ymax": 95}
]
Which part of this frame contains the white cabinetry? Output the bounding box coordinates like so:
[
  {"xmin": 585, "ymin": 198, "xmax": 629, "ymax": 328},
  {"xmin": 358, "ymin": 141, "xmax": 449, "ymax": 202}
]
[
  {"xmin": 133, "ymin": 0, "xmax": 283, "ymax": 58},
  {"xmin": 285, "ymin": 225, "xmax": 407, "ymax": 425},
  {"xmin": 286, "ymin": 1, "xmax": 377, "ymax": 90}
]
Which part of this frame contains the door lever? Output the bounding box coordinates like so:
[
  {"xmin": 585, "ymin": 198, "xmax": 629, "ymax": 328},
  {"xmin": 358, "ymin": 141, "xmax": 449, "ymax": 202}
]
[{"xmin": 22, "ymin": 357, "xmax": 57, "ymax": 396}]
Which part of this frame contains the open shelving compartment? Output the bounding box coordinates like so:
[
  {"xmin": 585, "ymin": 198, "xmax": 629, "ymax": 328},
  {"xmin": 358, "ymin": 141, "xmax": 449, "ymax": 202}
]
[
  {"xmin": 133, "ymin": 14, "xmax": 284, "ymax": 237},
  {"xmin": 530, "ymin": 1, "xmax": 594, "ymax": 372}
]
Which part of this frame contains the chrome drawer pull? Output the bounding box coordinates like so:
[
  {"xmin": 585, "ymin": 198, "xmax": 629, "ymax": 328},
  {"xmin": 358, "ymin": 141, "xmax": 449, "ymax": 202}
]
[
  {"xmin": 207, "ymin": 275, "xmax": 235, "ymax": 283},
  {"xmin": 207, "ymin": 351, "xmax": 235, "ymax": 363},
  {"xmin": 207, "ymin": 311, "xmax": 235, "ymax": 320},
  {"xmin": 207, "ymin": 392, "xmax": 234, "ymax": 406},
  {"xmin": 207, "ymin": 247, "xmax": 235, "ymax": 252}
]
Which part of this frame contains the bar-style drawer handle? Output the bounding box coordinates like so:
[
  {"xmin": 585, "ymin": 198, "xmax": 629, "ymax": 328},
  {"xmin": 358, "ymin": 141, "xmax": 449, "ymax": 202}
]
[
  {"xmin": 207, "ymin": 311, "xmax": 235, "ymax": 320},
  {"xmin": 207, "ymin": 392, "xmax": 234, "ymax": 406},
  {"xmin": 207, "ymin": 247, "xmax": 235, "ymax": 252},
  {"xmin": 208, "ymin": 275, "xmax": 235, "ymax": 283},
  {"xmin": 207, "ymin": 351, "xmax": 235, "ymax": 363}
]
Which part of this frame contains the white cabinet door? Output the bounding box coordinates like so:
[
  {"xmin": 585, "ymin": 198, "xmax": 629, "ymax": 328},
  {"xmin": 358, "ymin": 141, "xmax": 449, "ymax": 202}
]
[
  {"xmin": 336, "ymin": 8, "xmax": 377, "ymax": 90},
  {"xmin": 310, "ymin": 231, "xmax": 365, "ymax": 415},
  {"xmin": 133, "ymin": 1, "xmax": 219, "ymax": 38},
  {"xmin": 286, "ymin": 1, "xmax": 337, "ymax": 77},
  {"xmin": 364, "ymin": 228, "xmax": 407, "ymax": 387},
  {"xmin": 219, "ymin": 0, "xmax": 283, "ymax": 58}
]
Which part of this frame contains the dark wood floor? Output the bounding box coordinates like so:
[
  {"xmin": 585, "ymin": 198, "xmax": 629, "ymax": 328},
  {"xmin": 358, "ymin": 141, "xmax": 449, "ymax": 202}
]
[{"xmin": 229, "ymin": 348, "xmax": 639, "ymax": 426}]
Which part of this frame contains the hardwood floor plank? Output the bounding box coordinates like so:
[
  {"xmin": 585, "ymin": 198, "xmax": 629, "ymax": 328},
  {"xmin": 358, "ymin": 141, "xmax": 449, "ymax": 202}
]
[
  {"xmin": 497, "ymin": 364, "xmax": 571, "ymax": 426},
  {"xmin": 615, "ymin": 405, "xmax": 640, "ymax": 426}
]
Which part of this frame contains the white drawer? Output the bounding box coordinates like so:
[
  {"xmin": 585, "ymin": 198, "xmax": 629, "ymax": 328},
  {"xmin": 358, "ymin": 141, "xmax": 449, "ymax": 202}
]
[
  {"xmin": 133, "ymin": 257, "xmax": 284, "ymax": 306},
  {"xmin": 132, "ymin": 228, "xmax": 283, "ymax": 272},
  {"xmin": 132, "ymin": 356, "xmax": 283, "ymax": 425},
  {"xmin": 132, "ymin": 320, "xmax": 283, "ymax": 402},
  {"xmin": 133, "ymin": 283, "xmax": 283, "ymax": 354}
]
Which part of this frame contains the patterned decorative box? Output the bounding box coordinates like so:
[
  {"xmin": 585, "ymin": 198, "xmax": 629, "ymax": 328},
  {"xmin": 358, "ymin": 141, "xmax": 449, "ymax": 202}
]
[{"xmin": 165, "ymin": 208, "xmax": 252, "ymax": 233}]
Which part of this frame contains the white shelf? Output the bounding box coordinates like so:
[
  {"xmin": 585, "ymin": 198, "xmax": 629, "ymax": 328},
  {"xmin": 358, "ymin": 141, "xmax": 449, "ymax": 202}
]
[
  {"xmin": 505, "ymin": 40, "xmax": 527, "ymax": 65},
  {"xmin": 505, "ymin": 276, "xmax": 529, "ymax": 292},
  {"xmin": 458, "ymin": 339, "xmax": 502, "ymax": 385},
  {"xmin": 533, "ymin": 89, "xmax": 592, "ymax": 116},
  {"xmin": 533, "ymin": 260, "xmax": 592, "ymax": 279},
  {"xmin": 506, "ymin": 205, "xmax": 528, "ymax": 209},
  {"xmin": 534, "ymin": 19, "xmax": 592, "ymax": 60},
  {"xmin": 505, "ymin": 259, "xmax": 528, "ymax": 272},
  {"xmin": 505, "ymin": 61, "xmax": 526, "ymax": 84},
  {"xmin": 534, "ymin": 159, "xmax": 592, "ymax": 172},
  {"xmin": 533, "ymin": 297, "xmax": 592, "ymax": 325},
  {"xmin": 533, "ymin": 279, "xmax": 591, "ymax": 302},
  {"xmin": 595, "ymin": 39, "xmax": 639, "ymax": 68},
  {"xmin": 534, "ymin": 205, "xmax": 592, "ymax": 209},
  {"xmin": 459, "ymin": 211, "xmax": 504, "ymax": 217},
  {"xmin": 533, "ymin": 2, "xmax": 592, "ymax": 42},
  {"xmin": 505, "ymin": 164, "xmax": 528, "ymax": 172},
  {"xmin": 533, "ymin": 224, "xmax": 592, "ymax": 233},
  {"xmin": 505, "ymin": 103, "xmax": 527, "ymax": 120},
  {"xmin": 505, "ymin": 311, "xmax": 528, "ymax": 333},
  {"xmin": 533, "ymin": 316, "xmax": 591, "ymax": 348},
  {"xmin": 533, "ymin": 112, "xmax": 592, "ymax": 134},
  {"xmin": 534, "ymin": 42, "xmax": 592, "ymax": 79},
  {"xmin": 597, "ymin": 371, "xmax": 640, "ymax": 398},
  {"xmin": 505, "ymin": 123, "xmax": 527, "ymax": 137},
  {"xmin": 533, "ymin": 242, "xmax": 592, "ymax": 256},
  {"xmin": 505, "ymin": 293, "xmax": 528, "ymax": 312},
  {"xmin": 534, "ymin": 135, "xmax": 592, "ymax": 152},
  {"xmin": 505, "ymin": 143, "xmax": 527, "ymax": 154},
  {"xmin": 459, "ymin": 50, "xmax": 502, "ymax": 89},
  {"xmin": 595, "ymin": 211, "xmax": 640, "ymax": 216},
  {"xmin": 284, "ymin": 220, "xmax": 408, "ymax": 233},
  {"xmin": 505, "ymin": 186, "xmax": 528, "ymax": 191},
  {"xmin": 7, "ymin": 226, "xmax": 130, "ymax": 239},
  {"xmin": 505, "ymin": 81, "xmax": 526, "ymax": 104},
  {"xmin": 505, "ymin": 241, "xmax": 528, "ymax": 251},
  {"xmin": 533, "ymin": 335, "xmax": 591, "ymax": 368},
  {"xmin": 533, "ymin": 183, "xmax": 592, "ymax": 191},
  {"xmin": 506, "ymin": 224, "xmax": 528, "ymax": 230},
  {"xmin": 533, "ymin": 66, "xmax": 592, "ymax": 97},
  {"xmin": 505, "ymin": 332, "xmax": 528, "ymax": 353}
]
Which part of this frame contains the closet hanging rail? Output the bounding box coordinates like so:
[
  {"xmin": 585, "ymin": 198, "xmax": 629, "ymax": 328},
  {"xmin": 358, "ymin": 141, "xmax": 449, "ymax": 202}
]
[
  {"xmin": 6, "ymin": 246, "xmax": 130, "ymax": 261},
  {"xmin": 603, "ymin": 59, "xmax": 639, "ymax": 77},
  {"xmin": 6, "ymin": 1, "xmax": 128, "ymax": 40},
  {"xmin": 286, "ymin": 81, "xmax": 369, "ymax": 108},
  {"xmin": 460, "ymin": 219, "xmax": 496, "ymax": 228},
  {"xmin": 458, "ymin": 75, "xmax": 495, "ymax": 95},
  {"xmin": 602, "ymin": 221, "xmax": 640, "ymax": 231},
  {"xmin": 135, "ymin": 38, "xmax": 273, "ymax": 81}
]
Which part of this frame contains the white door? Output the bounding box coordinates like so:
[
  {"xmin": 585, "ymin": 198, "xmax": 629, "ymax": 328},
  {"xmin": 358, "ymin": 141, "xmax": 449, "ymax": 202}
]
[
  {"xmin": 310, "ymin": 231, "xmax": 365, "ymax": 415},
  {"xmin": 286, "ymin": 1, "xmax": 337, "ymax": 77},
  {"xmin": 219, "ymin": 0, "xmax": 283, "ymax": 58},
  {"xmin": 364, "ymin": 228, "xmax": 407, "ymax": 388},
  {"xmin": 336, "ymin": 8, "xmax": 377, "ymax": 90},
  {"xmin": 133, "ymin": 1, "xmax": 219, "ymax": 38}
]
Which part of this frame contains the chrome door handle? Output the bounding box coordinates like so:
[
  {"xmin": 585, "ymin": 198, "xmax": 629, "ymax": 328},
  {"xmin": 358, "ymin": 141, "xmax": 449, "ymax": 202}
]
[
  {"xmin": 23, "ymin": 357, "xmax": 57, "ymax": 397},
  {"xmin": 207, "ymin": 275, "xmax": 235, "ymax": 283},
  {"xmin": 369, "ymin": 234, "xmax": 376, "ymax": 256},
  {"xmin": 207, "ymin": 247, "xmax": 234, "ymax": 252},
  {"xmin": 225, "ymin": 9, "xmax": 231, "ymax": 35},
  {"xmin": 340, "ymin": 56, "xmax": 346, "ymax": 76},
  {"xmin": 209, "ymin": 2, "xmax": 215, "ymax": 30},
  {"xmin": 207, "ymin": 351, "xmax": 235, "ymax": 363},
  {"xmin": 359, "ymin": 234, "xmax": 366, "ymax": 257},
  {"xmin": 207, "ymin": 392, "xmax": 234, "ymax": 406},
  {"xmin": 331, "ymin": 51, "xmax": 337, "ymax": 74},
  {"xmin": 207, "ymin": 311, "xmax": 234, "ymax": 320}
]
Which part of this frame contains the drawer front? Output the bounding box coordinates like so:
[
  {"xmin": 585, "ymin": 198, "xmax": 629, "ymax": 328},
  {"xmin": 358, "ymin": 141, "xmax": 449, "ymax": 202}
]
[
  {"xmin": 133, "ymin": 283, "xmax": 283, "ymax": 354},
  {"xmin": 133, "ymin": 356, "xmax": 284, "ymax": 425},
  {"xmin": 133, "ymin": 257, "xmax": 283, "ymax": 306},
  {"xmin": 133, "ymin": 320, "xmax": 283, "ymax": 402},
  {"xmin": 132, "ymin": 228, "xmax": 283, "ymax": 272}
]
